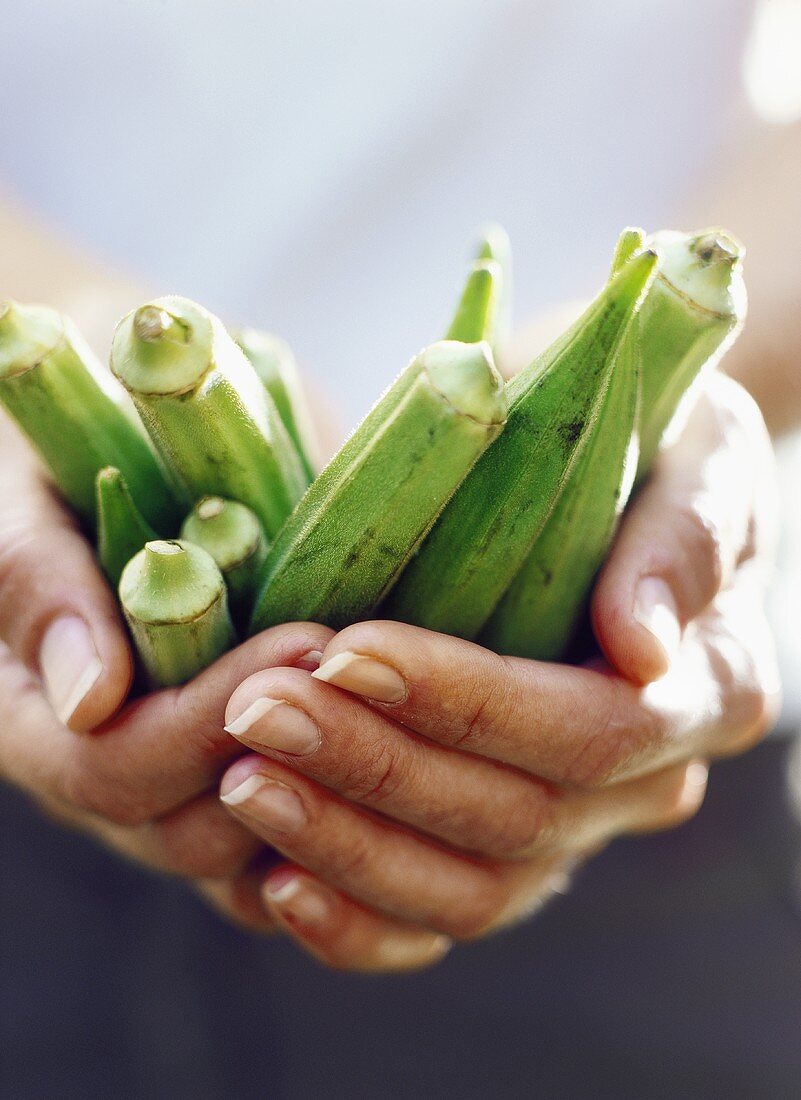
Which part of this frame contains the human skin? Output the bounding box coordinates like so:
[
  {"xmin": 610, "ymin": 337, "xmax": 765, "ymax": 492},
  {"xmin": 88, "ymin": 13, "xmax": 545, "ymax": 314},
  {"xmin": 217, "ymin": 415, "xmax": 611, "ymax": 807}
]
[{"xmin": 0, "ymin": 115, "xmax": 797, "ymax": 969}]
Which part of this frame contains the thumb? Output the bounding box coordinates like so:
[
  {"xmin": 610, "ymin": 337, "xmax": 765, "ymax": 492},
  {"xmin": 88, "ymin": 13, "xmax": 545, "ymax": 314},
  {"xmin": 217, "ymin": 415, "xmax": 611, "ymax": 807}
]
[
  {"xmin": 0, "ymin": 418, "xmax": 133, "ymax": 731},
  {"xmin": 591, "ymin": 375, "xmax": 774, "ymax": 685}
]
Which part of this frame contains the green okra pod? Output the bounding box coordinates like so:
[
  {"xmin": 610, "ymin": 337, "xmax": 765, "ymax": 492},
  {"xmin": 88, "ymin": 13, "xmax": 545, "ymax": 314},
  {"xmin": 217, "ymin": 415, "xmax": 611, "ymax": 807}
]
[
  {"xmin": 110, "ymin": 297, "xmax": 307, "ymax": 539},
  {"xmin": 250, "ymin": 340, "xmax": 507, "ymax": 633},
  {"xmin": 445, "ymin": 259, "xmax": 503, "ymax": 346},
  {"xmin": 475, "ymin": 222, "xmax": 513, "ymax": 353},
  {"xmin": 480, "ymin": 228, "xmax": 645, "ymax": 659},
  {"xmin": 180, "ymin": 496, "xmax": 267, "ymax": 626},
  {"xmin": 383, "ymin": 249, "xmax": 658, "ymax": 640},
  {"xmin": 96, "ymin": 466, "xmax": 158, "ymax": 587},
  {"xmin": 636, "ymin": 228, "xmax": 746, "ymax": 479},
  {"xmin": 119, "ymin": 539, "xmax": 234, "ymax": 688},
  {"xmin": 236, "ymin": 328, "xmax": 318, "ymax": 480},
  {"xmin": 0, "ymin": 301, "xmax": 180, "ymax": 531}
]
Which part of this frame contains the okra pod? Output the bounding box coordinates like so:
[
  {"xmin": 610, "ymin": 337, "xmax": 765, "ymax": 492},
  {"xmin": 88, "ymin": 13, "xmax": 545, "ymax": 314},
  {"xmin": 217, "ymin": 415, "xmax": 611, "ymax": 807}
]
[
  {"xmin": 383, "ymin": 250, "xmax": 658, "ymax": 640},
  {"xmin": 0, "ymin": 301, "xmax": 180, "ymax": 531},
  {"xmin": 110, "ymin": 297, "xmax": 307, "ymax": 539},
  {"xmin": 180, "ymin": 496, "xmax": 267, "ymax": 626},
  {"xmin": 236, "ymin": 328, "xmax": 318, "ymax": 480},
  {"xmin": 250, "ymin": 340, "xmax": 507, "ymax": 633},
  {"xmin": 475, "ymin": 223, "xmax": 513, "ymax": 353},
  {"xmin": 445, "ymin": 260, "xmax": 503, "ymax": 346},
  {"xmin": 96, "ymin": 466, "xmax": 158, "ymax": 587},
  {"xmin": 119, "ymin": 539, "xmax": 234, "ymax": 688},
  {"xmin": 636, "ymin": 228, "xmax": 745, "ymax": 478},
  {"xmin": 481, "ymin": 322, "xmax": 640, "ymax": 659}
]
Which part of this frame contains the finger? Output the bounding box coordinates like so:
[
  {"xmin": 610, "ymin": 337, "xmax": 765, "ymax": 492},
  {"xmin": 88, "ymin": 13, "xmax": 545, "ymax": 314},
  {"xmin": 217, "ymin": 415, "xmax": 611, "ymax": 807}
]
[
  {"xmin": 0, "ymin": 417, "xmax": 133, "ymax": 730},
  {"xmin": 262, "ymin": 865, "xmax": 452, "ymax": 973},
  {"xmin": 196, "ymin": 869, "xmax": 280, "ymax": 935},
  {"xmin": 592, "ymin": 373, "xmax": 776, "ymax": 684},
  {"xmin": 223, "ymin": 666, "xmax": 708, "ymax": 859},
  {"xmin": 0, "ymin": 623, "xmax": 331, "ymax": 825},
  {"xmin": 308, "ymin": 617, "xmax": 773, "ymax": 788},
  {"xmin": 219, "ymin": 754, "xmax": 569, "ymax": 939}
]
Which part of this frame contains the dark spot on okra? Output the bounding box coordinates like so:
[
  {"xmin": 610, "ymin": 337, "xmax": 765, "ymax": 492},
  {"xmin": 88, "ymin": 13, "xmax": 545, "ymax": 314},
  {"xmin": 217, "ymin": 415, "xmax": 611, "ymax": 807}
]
[{"xmin": 558, "ymin": 419, "xmax": 585, "ymax": 447}]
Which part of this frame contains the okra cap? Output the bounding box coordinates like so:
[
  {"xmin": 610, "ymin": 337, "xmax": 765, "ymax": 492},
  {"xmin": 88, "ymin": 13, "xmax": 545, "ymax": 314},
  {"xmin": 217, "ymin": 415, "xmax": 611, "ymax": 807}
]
[
  {"xmin": 111, "ymin": 295, "xmax": 216, "ymax": 396},
  {"xmin": 418, "ymin": 339, "xmax": 507, "ymax": 425},
  {"xmin": 180, "ymin": 497, "xmax": 265, "ymax": 572},
  {"xmin": 119, "ymin": 539, "xmax": 226, "ymax": 624},
  {"xmin": 647, "ymin": 229, "xmax": 746, "ymax": 318},
  {"xmin": 0, "ymin": 301, "xmax": 64, "ymax": 379}
]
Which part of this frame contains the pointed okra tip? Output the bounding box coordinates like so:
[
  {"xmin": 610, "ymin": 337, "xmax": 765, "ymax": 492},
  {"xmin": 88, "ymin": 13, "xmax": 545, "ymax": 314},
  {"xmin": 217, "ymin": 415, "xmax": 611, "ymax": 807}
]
[
  {"xmin": 111, "ymin": 295, "xmax": 215, "ymax": 396},
  {"xmin": 0, "ymin": 299, "xmax": 64, "ymax": 379},
  {"xmin": 606, "ymin": 246, "xmax": 659, "ymax": 310},
  {"xmin": 647, "ymin": 228, "xmax": 746, "ymax": 319},
  {"xmin": 420, "ymin": 339, "xmax": 507, "ymax": 425},
  {"xmin": 446, "ymin": 259, "xmax": 503, "ymax": 344},
  {"xmin": 474, "ymin": 222, "xmax": 511, "ymax": 267},
  {"xmin": 609, "ymin": 227, "xmax": 646, "ymax": 277},
  {"xmin": 119, "ymin": 538, "xmax": 226, "ymax": 624}
]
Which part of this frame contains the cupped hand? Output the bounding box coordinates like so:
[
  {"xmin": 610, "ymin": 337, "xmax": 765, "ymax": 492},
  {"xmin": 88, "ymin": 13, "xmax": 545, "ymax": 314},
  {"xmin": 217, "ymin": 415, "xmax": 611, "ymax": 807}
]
[
  {"xmin": 216, "ymin": 373, "xmax": 780, "ymax": 971},
  {"xmin": 0, "ymin": 413, "xmax": 337, "ymax": 931}
]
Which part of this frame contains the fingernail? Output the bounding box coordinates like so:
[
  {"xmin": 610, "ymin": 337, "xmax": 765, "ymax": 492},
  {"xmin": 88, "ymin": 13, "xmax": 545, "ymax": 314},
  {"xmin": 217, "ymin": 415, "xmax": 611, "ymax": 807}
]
[
  {"xmin": 296, "ymin": 649, "xmax": 323, "ymax": 672},
  {"xmin": 312, "ymin": 651, "xmax": 406, "ymax": 703},
  {"xmin": 633, "ymin": 577, "xmax": 681, "ymax": 673},
  {"xmin": 373, "ymin": 932, "xmax": 452, "ymax": 969},
  {"xmin": 39, "ymin": 616, "xmax": 103, "ymax": 726},
  {"xmin": 220, "ymin": 774, "xmax": 306, "ymax": 833},
  {"xmin": 225, "ymin": 697, "xmax": 320, "ymax": 755},
  {"xmin": 263, "ymin": 872, "xmax": 334, "ymax": 926}
]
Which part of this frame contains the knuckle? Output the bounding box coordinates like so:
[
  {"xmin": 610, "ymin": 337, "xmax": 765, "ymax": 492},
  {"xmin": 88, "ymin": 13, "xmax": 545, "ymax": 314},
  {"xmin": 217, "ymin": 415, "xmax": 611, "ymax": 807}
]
[
  {"xmin": 452, "ymin": 656, "xmax": 520, "ymax": 751},
  {"xmin": 565, "ymin": 698, "xmax": 661, "ymax": 789},
  {"xmin": 324, "ymin": 833, "xmax": 374, "ymax": 883},
  {"xmin": 337, "ymin": 740, "xmax": 410, "ymax": 805}
]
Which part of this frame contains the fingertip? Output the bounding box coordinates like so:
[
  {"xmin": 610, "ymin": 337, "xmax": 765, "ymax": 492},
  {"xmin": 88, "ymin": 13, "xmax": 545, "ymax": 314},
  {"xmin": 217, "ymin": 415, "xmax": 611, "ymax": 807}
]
[
  {"xmin": 591, "ymin": 574, "xmax": 676, "ymax": 686},
  {"xmin": 262, "ymin": 866, "xmax": 452, "ymax": 973},
  {"xmin": 39, "ymin": 613, "xmax": 134, "ymax": 732}
]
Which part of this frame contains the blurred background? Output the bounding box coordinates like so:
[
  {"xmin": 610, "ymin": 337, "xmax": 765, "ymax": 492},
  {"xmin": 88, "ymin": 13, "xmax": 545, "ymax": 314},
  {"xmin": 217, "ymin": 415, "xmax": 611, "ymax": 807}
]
[{"xmin": 1, "ymin": 2, "xmax": 800, "ymax": 1097}]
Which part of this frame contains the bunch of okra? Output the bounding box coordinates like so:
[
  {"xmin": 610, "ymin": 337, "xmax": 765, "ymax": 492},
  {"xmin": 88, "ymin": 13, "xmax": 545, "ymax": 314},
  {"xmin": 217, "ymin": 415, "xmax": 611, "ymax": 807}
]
[{"xmin": 0, "ymin": 225, "xmax": 745, "ymax": 688}]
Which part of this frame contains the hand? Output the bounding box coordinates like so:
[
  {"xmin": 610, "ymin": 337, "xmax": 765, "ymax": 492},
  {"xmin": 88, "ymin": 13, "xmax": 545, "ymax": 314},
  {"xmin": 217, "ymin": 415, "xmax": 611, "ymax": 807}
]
[
  {"xmin": 216, "ymin": 373, "xmax": 779, "ymax": 971},
  {"xmin": 0, "ymin": 412, "xmax": 334, "ymax": 931}
]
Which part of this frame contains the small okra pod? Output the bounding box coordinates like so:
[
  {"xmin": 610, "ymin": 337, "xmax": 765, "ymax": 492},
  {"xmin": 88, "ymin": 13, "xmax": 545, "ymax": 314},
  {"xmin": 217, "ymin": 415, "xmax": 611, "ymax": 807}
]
[
  {"xmin": 96, "ymin": 466, "xmax": 158, "ymax": 587},
  {"xmin": 180, "ymin": 496, "xmax": 267, "ymax": 627},
  {"xmin": 119, "ymin": 539, "xmax": 234, "ymax": 688}
]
